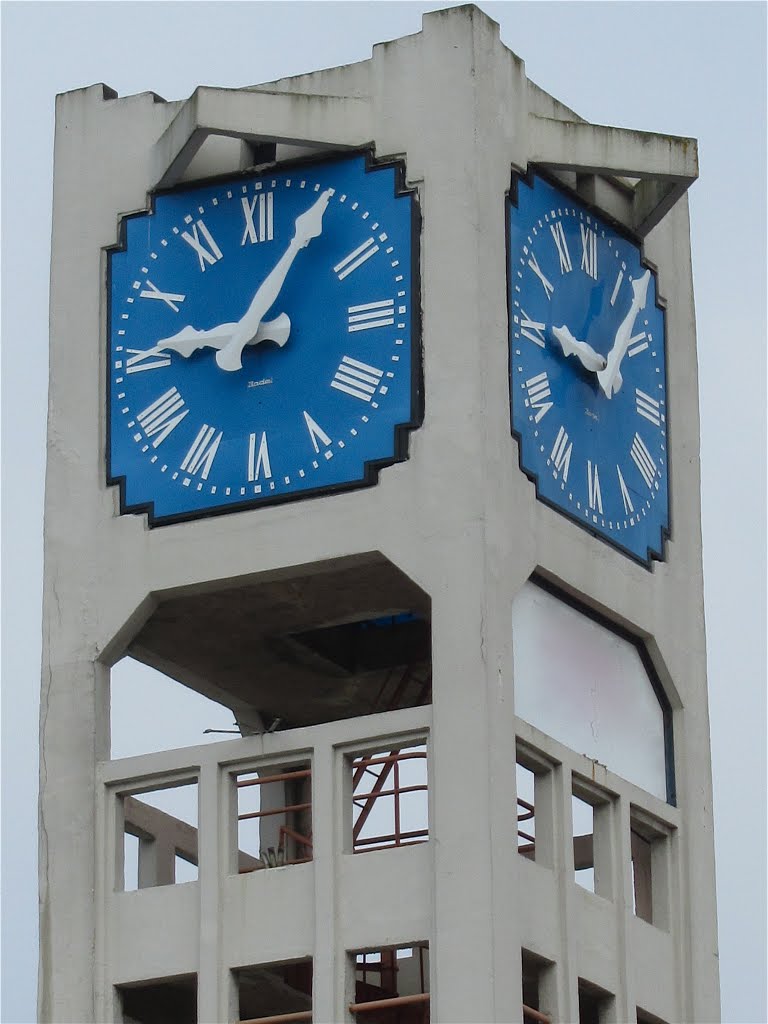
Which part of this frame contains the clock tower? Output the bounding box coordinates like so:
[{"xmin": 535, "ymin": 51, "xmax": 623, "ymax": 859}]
[{"xmin": 40, "ymin": 7, "xmax": 720, "ymax": 1023}]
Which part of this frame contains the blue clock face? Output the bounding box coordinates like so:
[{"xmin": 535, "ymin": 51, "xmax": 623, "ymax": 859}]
[
  {"xmin": 108, "ymin": 153, "xmax": 420, "ymax": 524},
  {"xmin": 507, "ymin": 173, "xmax": 669, "ymax": 565}
]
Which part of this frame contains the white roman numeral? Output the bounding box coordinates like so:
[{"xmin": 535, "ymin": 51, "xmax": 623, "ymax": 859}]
[
  {"xmin": 241, "ymin": 192, "xmax": 274, "ymax": 245},
  {"xmin": 580, "ymin": 224, "xmax": 598, "ymax": 280},
  {"xmin": 126, "ymin": 348, "xmax": 172, "ymax": 374},
  {"xmin": 331, "ymin": 355, "xmax": 383, "ymax": 402},
  {"xmin": 181, "ymin": 424, "xmax": 222, "ymax": 479},
  {"xmin": 610, "ymin": 266, "xmax": 625, "ymax": 306},
  {"xmin": 617, "ymin": 465, "xmax": 634, "ymax": 515},
  {"xmin": 347, "ymin": 299, "xmax": 394, "ymax": 332},
  {"xmin": 587, "ymin": 460, "xmax": 603, "ymax": 514},
  {"xmin": 550, "ymin": 426, "xmax": 573, "ymax": 482},
  {"xmin": 524, "ymin": 371, "xmax": 552, "ymax": 423},
  {"xmin": 550, "ymin": 221, "xmax": 572, "ymax": 274},
  {"xmin": 635, "ymin": 388, "xmax": 662, "ymax": 427},
  {"xmin": 181, "ymin": 219, "xmax": 223, "ymax": 271},
  {"xmin": 247, "ymin": 431, "xmax": 272, "ymax": 481},
  {"xmin": 630, "ymin": 433, "xmax": 657, "ymax": 489},
  {"xmin": 527, "ymin": 251, "xmax": 554, "ymax": 300},
  {"xmin": 139, "ymin": 279, "xmax": 186, "ymax": 312},
  {"xmin": 303, "ymin": 411, "xmax": 332, "ymax": 453},
  {"xmin": 334, "ymin": 237, "xmax": 379, "ymax": 280},
  {"xmin": 519, "ymin": 310, "xmax": 546, "ymax": 348},
  {"xmin": 627, "ymin": 332, "xmax": 649, "ymax": 357},
  {"xmin": 136, "ymin": 387, "xmax": 189, "ymax": 447}
]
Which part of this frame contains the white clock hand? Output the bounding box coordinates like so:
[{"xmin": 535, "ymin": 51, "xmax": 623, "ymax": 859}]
[
  {"xmin": 552, "ymin": 324, "xmax": 607, "ymax": 373},
  {"xmin": 149, "ymin": 313, "xmax": 290, "ymax": 361},
  {"xmin": 597, "ymin": 269, "xmax": 650, "ymax": 398},
  {"xmin": 216, "ymin": 188, "xmax": 332, "ymax": 372}
]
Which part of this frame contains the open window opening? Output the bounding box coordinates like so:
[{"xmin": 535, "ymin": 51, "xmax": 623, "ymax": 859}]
[
  {"xmin": 517, "ymin": 762, "xmax": 536, "ymax": 859},
  {"xmin": 516, "ymin": 744, "xmax": 555, "ymax": 868},
  {"xmin": 234, "ymin": 958, "xmax": 312, "ymax": 1024},
  {"xmin": 522, "ymin": 949, "xmax": 555, "ymax": 1023},
  {"xmin": 578, "ymin": 979, "xmax": 615, "ymax": 1024},
  {"xmin": 118, "ymin": 973, "xmax": 196, "ymax": 1024},
  {"xmin": 109, "ymin": 555, "xmax": 431, "ymax": 759},
  {"xmin": 572, "ymin": 792, "xmax": 595, "ymax": 893},
  {"xmin": 234, "ymin": 761, "xmax": 312, "ymax": 872},
  {"xmin": 351, "ymin": 944, "xmax": 429, "ymax": 1021},
  {"xmin": 630, "ymin": 809, "xmax": 670, "ymax": 929},
  {"xmin": 121, "ymin": 780, "xmax": 198, "ymax": 891},
  {"xmin": 349, "ymin": 743, "xmax": 428, "ymax": 853},
  {"xmin": 572, "ymin": 778, "xmax": 613, "ymax": 899}
]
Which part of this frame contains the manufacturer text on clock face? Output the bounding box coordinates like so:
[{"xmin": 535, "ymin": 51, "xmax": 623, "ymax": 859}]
[
  {"xmin": 108, "ymin": 154, "xmax": 419, "ymax": 524},
  {"xmin": 508, "ymin": 173, "xmax": 669, "ymax": 564}
]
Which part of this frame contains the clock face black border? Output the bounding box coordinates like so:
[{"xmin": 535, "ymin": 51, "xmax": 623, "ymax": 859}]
[
  {"xmin": 506, "ymin": 166, "xmax": 672, "ymax": 570},
  {"xmin": 105, "ymin": 148, "xmax": 423, "ymax": 528}
]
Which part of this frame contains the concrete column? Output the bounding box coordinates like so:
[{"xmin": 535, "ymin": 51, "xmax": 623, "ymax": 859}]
[
  {"xmin": 198, "ymin": 762, "xmax": 223, "ymax": 1023},
  {"xmin": 552, "ymin": 764, "xmax": 579, "ymax": 1021},
  {"xmin": 40, "ymin": 82, "xmax": 178, "ymax": 1022},
  {"xmin": 311, "ymin": 736, "xmax": 338, "ymax": 1024},
  {"xmin": 613, "ymin": 795, "xmax": 636, "ymax": 1024}
]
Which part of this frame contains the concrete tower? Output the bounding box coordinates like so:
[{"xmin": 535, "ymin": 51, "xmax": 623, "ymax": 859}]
[{"xmin": 40, "ymin": 7, "xmax": 719, "ymax": 1022}]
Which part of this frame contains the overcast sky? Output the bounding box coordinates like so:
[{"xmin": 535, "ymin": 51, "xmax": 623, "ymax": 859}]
[{"xmin": 1, "ymin": 3, "xmax": 766, "ymax": 1022}]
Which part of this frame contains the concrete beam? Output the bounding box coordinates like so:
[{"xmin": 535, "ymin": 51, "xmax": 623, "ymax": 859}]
[
  {"xmin": 632, "ymin": 177, "xmax": 692, "ymax": 236},
  {"xmin": 528, "ymin": 114, "xmax": 698, "ymax": 236},
  {"xmin": 528, "ymin": 115, "xmax": 698, "ymax": 181},
  {"xmin": 153, "ymin": 86, "xmax": 373, "ymax": 189}
]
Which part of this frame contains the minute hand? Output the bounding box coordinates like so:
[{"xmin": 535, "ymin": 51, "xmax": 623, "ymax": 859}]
[
  {"xmin": 216, "ymin": 188, "xmax": 332, "ymax": 372},
  {"xmin": 596, "ymin": 269, "xmax": 650, "ymax": 398}
]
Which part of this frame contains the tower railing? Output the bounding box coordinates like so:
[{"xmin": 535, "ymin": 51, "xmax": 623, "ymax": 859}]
[{"xmin": 96, "ymin": 707, "xmax": 681, "ymax": 1023}]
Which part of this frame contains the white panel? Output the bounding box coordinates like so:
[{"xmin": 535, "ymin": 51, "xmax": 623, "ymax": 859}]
[
  {"xmin": 339, "ymin": 842, "xmax": 432, "ymax": 952},
  {"xmin": 222, "ymin": 864, "xmax": 314, "ymax": 967},
  {"xmin": 110, "ymin": 884, "xmax": 199, "ymax": 984},
  {"xmin": 512, "ymin": 583, "xmax": 667, "ymax": 800}
]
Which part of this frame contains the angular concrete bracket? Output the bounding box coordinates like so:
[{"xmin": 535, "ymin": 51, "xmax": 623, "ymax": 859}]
[
  {"xmin": 153, "ymin": 86, "xmax": 373, "ymax": 189},
  {"xmin": 528, "ymin": 114, "xmax": 698, "ymax": 236}
]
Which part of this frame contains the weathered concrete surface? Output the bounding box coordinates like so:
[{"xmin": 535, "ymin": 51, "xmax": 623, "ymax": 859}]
[
  {"xmin": 128, "ymin": 554, "xmax": 431, "ymax": 731},
  {"xmin": 41, "ymin": 5, "xmax": 718, "ymax": 1023},
  {"xmin": 154, "ymin": 86, "xmax": 373, "ymax": 188}
]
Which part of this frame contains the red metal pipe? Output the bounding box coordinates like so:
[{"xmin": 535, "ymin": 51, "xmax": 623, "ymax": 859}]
[
  {"xmin": 353, "ymin": 752, "xmax": 426, "ymax": 769},
  {"xmin": 239, "ymin": 802, "xmax": 311, "ymax": 821},
  {"xmin": 239, "ymin": 1011, "xmax": 312, "ymax": 1024},
  {"xmin": 522, "ymin": 1004, "xmax": 551, "ymax": 1024},
  {"xmin": 354, "ymin": 828, "xmax": 428, "ymax": 847},
  {"xmin": 350, "ymin": 992, "xmax": 430, "ymax": 1014},
  {"xmin": 279, "ymin": 825, "xmax": 313, "ymax": 850},
  {"xmin": 353, "ymin": 783, "xmax": 427, "ymax": 803}
]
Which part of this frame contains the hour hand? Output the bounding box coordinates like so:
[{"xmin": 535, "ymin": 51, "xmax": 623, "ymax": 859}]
[
  {"xmin": 552, "ymin": 325, "xmax": 607, "ymax": 373},
  {"xmin": 151, "ymin": 313, "xmax": 291, "ymax": 359}
]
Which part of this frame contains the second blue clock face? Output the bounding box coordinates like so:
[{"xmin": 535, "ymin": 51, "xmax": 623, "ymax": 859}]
[
  {"xmin": 507, "ymin": 173, "xmax": 669, "ymax": 565},
  {"xmin": 108, "ymin": 153, "xmax": 420, "ymax": 524}
]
